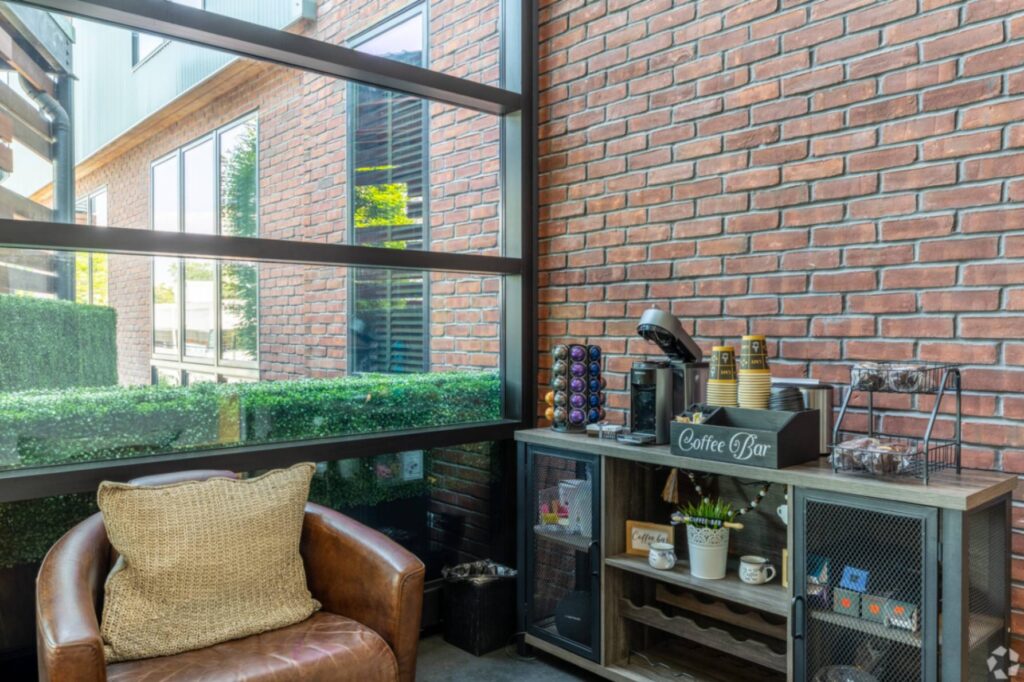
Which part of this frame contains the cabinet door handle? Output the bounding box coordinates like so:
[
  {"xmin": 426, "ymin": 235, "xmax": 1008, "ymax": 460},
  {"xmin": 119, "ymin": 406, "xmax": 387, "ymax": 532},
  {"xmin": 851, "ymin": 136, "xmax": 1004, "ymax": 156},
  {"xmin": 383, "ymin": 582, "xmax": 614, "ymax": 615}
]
[
  {"xmin": 791, "ymin": 595, "xmax": 805, "ymax": 640},
  {"xmin": 589, "ymin": 540, "xmax": 600, "ymax": 577}
]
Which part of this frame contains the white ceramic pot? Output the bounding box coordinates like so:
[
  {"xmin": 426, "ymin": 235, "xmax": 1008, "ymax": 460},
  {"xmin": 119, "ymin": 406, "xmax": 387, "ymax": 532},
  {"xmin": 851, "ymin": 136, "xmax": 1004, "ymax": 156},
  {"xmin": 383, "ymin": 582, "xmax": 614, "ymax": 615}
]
[
  {"xmin": 686, "ymin": 525, "xmax": 729, "ymax": 580},
  {"xmin": 648, "ymin": 542, "xmax": 677, "ymax": 571}
]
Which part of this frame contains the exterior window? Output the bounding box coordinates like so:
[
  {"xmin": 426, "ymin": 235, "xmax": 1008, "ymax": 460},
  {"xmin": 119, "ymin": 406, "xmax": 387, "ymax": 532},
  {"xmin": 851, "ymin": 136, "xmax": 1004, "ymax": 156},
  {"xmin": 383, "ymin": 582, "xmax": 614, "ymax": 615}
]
[
  {"xmin": 349, "ymin": 6, "xmax": 428, "ymax": 374},
  {"xmin": 74, "ymin": 188, "xmax": 108, "ymax": 306},
  {"xmin": 132, "ymin": 0, "xmax": 204, "ymax": 65},
  {"xmin": 150, "ymin": 113, "xmax": 258, "ymax": 380}
]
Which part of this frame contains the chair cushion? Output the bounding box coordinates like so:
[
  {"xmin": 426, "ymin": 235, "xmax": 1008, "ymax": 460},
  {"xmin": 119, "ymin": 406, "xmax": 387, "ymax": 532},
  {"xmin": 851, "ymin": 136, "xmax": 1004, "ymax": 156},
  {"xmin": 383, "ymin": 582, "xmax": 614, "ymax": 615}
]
[
  {"xmin": 98, "ymin": 463, "xmax": 320, "ymax": 662},
  {"xmin": 106, "ymin": 612, "xmax": 399, "ymax": 682}
]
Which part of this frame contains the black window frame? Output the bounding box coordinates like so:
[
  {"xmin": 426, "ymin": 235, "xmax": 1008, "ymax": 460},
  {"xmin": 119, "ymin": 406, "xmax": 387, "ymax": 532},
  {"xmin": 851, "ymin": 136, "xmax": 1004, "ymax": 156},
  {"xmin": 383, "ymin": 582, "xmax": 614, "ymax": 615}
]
[{"xmin": 0, "ymin": 0, "xmax": 536, "ymax": 502}]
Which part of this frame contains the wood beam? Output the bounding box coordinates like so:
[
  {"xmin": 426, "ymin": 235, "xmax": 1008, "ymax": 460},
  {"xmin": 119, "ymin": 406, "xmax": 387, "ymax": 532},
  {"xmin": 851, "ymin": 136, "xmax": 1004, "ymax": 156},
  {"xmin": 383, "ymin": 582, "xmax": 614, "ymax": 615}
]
[
  {"xmin": 0, "ymin": 183, "xmax": 52, "ymax": 220},
  {"xmin": 0, "ymin": 25, "xmax": 55, "ymax": 96}
]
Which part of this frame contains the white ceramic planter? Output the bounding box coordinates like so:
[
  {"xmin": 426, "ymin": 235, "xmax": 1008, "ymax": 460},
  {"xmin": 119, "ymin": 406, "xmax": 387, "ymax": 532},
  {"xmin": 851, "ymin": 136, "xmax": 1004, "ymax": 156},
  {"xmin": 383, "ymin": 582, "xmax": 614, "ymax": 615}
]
[{"xmin": 686, "ymin": 525, "xmax": 729, "ymax": 579}]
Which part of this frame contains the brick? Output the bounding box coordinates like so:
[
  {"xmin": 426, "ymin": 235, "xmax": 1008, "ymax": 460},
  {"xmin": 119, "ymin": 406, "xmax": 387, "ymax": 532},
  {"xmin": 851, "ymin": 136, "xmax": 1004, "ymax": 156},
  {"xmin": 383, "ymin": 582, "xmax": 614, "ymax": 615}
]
[
  {"xmin": 963, "ymin": 100, "xmax": 1024, "ymax": 129},
  {"xmin": 882, "ymin": 266, "xmax": 957, "ymax": 289},
  {"xmin": 817, "ymin": 33, "xmax": 880, "ymax": 64},
  {"xmin": 724, "ymin": 297, "xmax": 780, "ymax": 316},
  {"xmin": 962, "ymin": 316, "xmax": 1024, "ymax": 338},
  {"xmin": 849, "ymin": 145, "xmax": 917, "ymax": 172},
  {"xmin": 849, "ymin": 194, "xmax": 917, "ymax": 219},
  {"xmin": 724, "ymin": 0, "xmax": 777, "ymax": 28},
  {"xmin": 848, "ymin": 0, "xmax": 916, "ymax": 32},
  {"xmin": 752, "ymin": 185, "xmax": 808, "ymax": 209},
  {"xmin": 782, "ymin": 18, "xmax": 842, "ymax": 50},
  {"xmin": 847, "ymin": 293, "xmax": 917, "ymax": 313},
  {"xmin": 963, "ymin": 153, "xmax": 1024, "ymax": 181},
  {"xmin": 750, "ymin": 274, "xmax": 807, "ymax": 294},
  {"xmin": 783, "ymin": 158, "xmax": 843, "ymax": 183},
  {"xmin": 724, "ymin": 167, "xmax": 780, "ymax": 191},
  {"xmin": 812, "ymin": 223, "xmax": 877, "ymax": 246},
  {"xmin": 751, "ymin": 8, "xmax": 805, "ymax": 38},
  {"xmin": 849, "ymin": 45, "xmax": 918, "ymax": 79},
  {"xmin": 964, "ymin": 263, "xmax": 1024, "ymax": 285},
  {"xmin": 882, "ymin": 316, "xmax": 954, "ymax": 338},
  {"xmin": 751, "ymin": 229, "xmax": 809, "ymax": 252},
  {"xmin": 885, "ymin": 9, "xmax": 959, "ymax": 44},
  {"xmin": 849, "ymin": 95, "xmax": 917, "ymax": 126},
  {"xmin": 881, "ymin": 215, "xmax": 954, "ymax": 241},
  {"xmin": 921, "ymin": 341, "xmax": 998, "ymax": 364},
  {"xmin": 782, "ymin": 65, "xmax": 844, "ymax": 95},
  {"xmin": 726, "ymin": 212, "xmax": 780, "ymax": 233},
  {"xmin": 813, "ymin": 129, "xmax": 877, "ymax": 156},
  {"xmin": 782, "ymin": 111, "xmax": 844, "ymax": 138},
  {"xmin": 923, "ymin": 23, "xmax": 1003, "ymax": 61},
  {"xmin": 882, "ymin": 62, "xmax": 957, "ymax": 95},
  {"xmin": 812, "ymin": 82, "xmax": 876, "ymax": 111},
  {"xmin": 811, "ymin": 270, "xmax": 877, "ymax": 292},
  {"xmin": 754, "ymin": 51, "xmax": 810, "ymax": 79},
  {"xmin": 922, "ymin": 131, "xmax": 1002, "ymax": 160},
  {"xmin": 783, "ymin": 294, "xmax": 842, "ymax": 315},
  {"xmin": 922, "ymin": 77, "xmax": 1002, "ymax": 111},
  {"xmin": 965, "ymin": 0, "xmax": 1024, "ymax": 23},
  {"xmin": 881, "ymin": 163, "xmax": 956, "ymax": 191},
  {"xmin": 783, "ymin": 204, "xmax": 844, "ymax": 227},
  {"xmin": 922, "ymin": 183, "xmax": 1001, "ymax": 210},
  {"xmin": 724, "ymin": 124, "xmax": 780, "ymax": 151},
  {"xmin": 881, "ymin": 112, "xmax": 955, "ymax": 144},
  {"xmin": 964, "ymin": 43, "xmax": 1024, "ymax": 76},
  {"xmin": 811, "ymin": 317, "xmax": 876, "ymax": 337},
  {"xmin": 845, "ymin": 244, "xmax": 915, "ymax": 267},
  {"xmin": 815, "ymin": 174, "xmax": 877, "ymax": 200},
  {"xmin": 751, "ymin": 141, "xmax": 808, "ymax": 165},
  {"xmin": 920, "ymin": 237, "xmax": 999, "ymax": 262}
]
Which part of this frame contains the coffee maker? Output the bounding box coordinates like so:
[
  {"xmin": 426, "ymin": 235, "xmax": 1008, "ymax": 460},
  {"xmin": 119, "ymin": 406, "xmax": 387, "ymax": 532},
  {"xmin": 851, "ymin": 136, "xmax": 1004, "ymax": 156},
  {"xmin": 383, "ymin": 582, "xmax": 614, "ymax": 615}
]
[{"xmin": 629, "ymin": 308, "xmax": 708, "ymax": 444}]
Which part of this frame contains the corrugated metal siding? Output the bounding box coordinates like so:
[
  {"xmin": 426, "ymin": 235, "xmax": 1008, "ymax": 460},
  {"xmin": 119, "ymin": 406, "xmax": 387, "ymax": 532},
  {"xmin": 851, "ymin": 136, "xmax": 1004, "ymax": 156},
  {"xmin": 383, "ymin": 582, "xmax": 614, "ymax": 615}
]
[{"xmin": 72, "ymin": 0, "xmax": 300, "ymax": 161}]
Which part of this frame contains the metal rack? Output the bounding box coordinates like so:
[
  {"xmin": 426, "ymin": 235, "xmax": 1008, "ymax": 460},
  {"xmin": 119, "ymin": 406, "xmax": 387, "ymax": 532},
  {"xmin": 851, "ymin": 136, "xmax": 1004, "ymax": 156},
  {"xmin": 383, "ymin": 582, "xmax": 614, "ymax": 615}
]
[{"xmin": 831, "ymin": 362, "xmax": 961, "ymax": 484}]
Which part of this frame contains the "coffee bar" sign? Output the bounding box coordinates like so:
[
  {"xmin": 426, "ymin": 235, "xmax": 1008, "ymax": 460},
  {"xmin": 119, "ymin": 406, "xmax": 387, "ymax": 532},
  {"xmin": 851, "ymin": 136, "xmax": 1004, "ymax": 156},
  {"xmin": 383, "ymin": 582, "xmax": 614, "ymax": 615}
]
[{"xmin": 669, "ymin": 407, "xmax": 820, "ymax": 470}]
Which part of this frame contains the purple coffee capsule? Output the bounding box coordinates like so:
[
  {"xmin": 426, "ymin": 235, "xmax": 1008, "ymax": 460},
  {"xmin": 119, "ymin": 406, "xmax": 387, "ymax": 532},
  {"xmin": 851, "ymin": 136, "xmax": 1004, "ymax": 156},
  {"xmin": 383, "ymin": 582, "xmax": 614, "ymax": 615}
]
[
  {"xmin": 569, "ymin": 393, "xmax": 585, "ymax": 408},
  {"xmin": 589, "ymin": 361, "xmax": 601, "ymax": 375},
  {"xmin": 570, "ymin": 362, "xmax": 586, "ymax": 377},
  {"xmin": 552, "ymin": 376, "xmax": 566, "ymax": 391},
  {"xmin": 569, "ymin": 345, "xmax": 586, "ymax": 362},
  {"xmin": 569, "ymin": 377, "xmax": 585, "ymax": 393},
  {"xmin": 553, "ymin": 345, "xmax": 568, "ymax": 360},
  {"xmin": 588, "ymin": 408, "xmax": 601, "ymax": 423},
  {"xmin": 589, "ymin": 345, "xmax": 601, "ymax": 360},
  {"xmin": 568, "ymin": 408, "xmax": 585, "ymax": 425}
]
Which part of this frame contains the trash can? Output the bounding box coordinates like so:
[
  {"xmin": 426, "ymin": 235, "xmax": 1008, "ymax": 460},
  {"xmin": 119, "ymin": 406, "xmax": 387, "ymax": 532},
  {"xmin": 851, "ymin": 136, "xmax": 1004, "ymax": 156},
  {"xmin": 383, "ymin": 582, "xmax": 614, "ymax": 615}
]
[{"xmin": 441, "ymin": 560, "xmax": 517, "ymax": 656}]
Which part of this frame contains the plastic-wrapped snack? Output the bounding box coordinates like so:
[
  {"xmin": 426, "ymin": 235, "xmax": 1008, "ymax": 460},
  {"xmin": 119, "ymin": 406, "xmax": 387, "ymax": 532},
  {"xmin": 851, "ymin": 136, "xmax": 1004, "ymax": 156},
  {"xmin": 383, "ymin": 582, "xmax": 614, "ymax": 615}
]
[
  {"xmin": 884, "ymin": 363, "xmax": 928, "ymax": 392},
  {"xmin": 850, "ymin": 362, "xmax": 886, "ymax": 391}
]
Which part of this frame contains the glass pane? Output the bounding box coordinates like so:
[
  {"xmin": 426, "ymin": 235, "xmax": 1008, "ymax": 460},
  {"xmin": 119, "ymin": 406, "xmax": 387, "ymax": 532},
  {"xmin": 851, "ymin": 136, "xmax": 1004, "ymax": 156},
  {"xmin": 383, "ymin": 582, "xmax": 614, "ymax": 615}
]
[
  {"xmin": 92, "ymin": 190, "xmax": 107, "ymax": 226},
  {"xmin": 153, "ymin": 256, "xmax": 180, "ymax": 353},
  {"xmin": 184, "ymin": 258, "xmax": 215, "ymax": 358},
  {"xmin": 352, "ymin": 267, "xmax": 425, "ymax": 373},
  {"xmin": 74, "ymin": 252, "xmax": 91, "ymax": 304},
  {"xmin": 0, "ymin": 6, "xmax": 500, "ymax": 256},
  {"xmin": 91, "ymin": 253, "xmax": 109, "ymax": 306},
  {"xmin": 134, "ymin": 32, "xmax": 163, "ymax": 63},
  {"xmin": 0, "ymin": 247, "xmax": 502, "ymax": 471},
  {"xmin": 219, "ymin": 117, "xmax": 258, "ymax": 237},
  {"xmin": 220, "ymin": 261, "xmax": 257, "ymax": 362},
  {"xmin": 152, "ymin": 156, "xmax": 180, "ymax": 232},
  {"xmin": 183, "ymin": 138, "xmax": 216, "ymax": 234}
]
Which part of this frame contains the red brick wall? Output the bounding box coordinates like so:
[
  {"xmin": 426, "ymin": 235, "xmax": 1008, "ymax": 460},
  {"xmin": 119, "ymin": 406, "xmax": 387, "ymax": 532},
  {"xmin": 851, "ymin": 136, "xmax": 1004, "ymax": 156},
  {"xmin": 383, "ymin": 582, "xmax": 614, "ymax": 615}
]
[{"xmin": 537, "ymin": 0, "xmax": 1024, "ymax": 636}]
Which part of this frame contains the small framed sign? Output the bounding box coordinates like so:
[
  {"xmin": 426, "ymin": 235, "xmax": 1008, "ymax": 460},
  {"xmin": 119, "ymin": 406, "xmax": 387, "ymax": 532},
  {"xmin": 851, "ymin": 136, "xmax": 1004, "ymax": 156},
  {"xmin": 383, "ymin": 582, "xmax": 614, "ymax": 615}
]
[{"xmin": 625, "ymin": 520, "xmax": 674, "ymax": 556}]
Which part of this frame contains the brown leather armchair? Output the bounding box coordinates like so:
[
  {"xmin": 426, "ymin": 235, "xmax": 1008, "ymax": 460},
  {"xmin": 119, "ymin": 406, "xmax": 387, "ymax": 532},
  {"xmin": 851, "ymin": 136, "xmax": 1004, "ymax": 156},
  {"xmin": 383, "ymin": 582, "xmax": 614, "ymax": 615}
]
[{"xmin": 36, "ymin": 470, "xmax": 425, "ymax": 682}]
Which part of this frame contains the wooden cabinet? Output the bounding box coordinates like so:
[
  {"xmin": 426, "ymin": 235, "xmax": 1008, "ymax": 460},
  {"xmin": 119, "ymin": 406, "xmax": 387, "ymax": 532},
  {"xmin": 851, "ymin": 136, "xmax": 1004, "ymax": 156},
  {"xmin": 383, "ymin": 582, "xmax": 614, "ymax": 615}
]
[{"xmin": 516, "ymin": 429, "xmax": 1015, "ymax": 682}]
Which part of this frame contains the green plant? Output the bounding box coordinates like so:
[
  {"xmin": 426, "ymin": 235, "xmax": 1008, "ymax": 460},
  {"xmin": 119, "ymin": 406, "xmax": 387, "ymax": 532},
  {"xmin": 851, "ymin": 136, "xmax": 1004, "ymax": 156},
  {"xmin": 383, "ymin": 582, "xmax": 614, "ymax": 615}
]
[
  {"xmin": 678, "ymin": 498, "xmax": 735, "ymax": 528},
  {"xmin": 0, "ymin": 371, "xmax": 500, "ymax": 568},
  {"xmin": 0, "ymin": 294, "xmax": 117, "ymax": 391}
]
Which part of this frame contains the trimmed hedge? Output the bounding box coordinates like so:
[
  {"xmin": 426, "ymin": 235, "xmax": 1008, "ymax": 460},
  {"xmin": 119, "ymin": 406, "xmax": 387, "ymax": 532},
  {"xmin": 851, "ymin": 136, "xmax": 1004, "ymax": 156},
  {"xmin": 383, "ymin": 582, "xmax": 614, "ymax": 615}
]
[
  {"xmin": 0, "ymin": 295, "xmax": 117, "ymax": 391},
  {"xmin": 0, "ymin": 371, "xmax": 500, "ymax": 567}
]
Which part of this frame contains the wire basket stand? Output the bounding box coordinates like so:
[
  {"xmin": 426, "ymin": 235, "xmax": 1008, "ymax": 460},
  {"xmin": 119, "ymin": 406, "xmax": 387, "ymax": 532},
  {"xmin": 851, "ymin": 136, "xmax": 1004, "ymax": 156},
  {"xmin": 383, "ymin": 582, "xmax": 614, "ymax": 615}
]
[{"xmin": 831, "ymin": 362, "xmax": 961, "ymax": 485}]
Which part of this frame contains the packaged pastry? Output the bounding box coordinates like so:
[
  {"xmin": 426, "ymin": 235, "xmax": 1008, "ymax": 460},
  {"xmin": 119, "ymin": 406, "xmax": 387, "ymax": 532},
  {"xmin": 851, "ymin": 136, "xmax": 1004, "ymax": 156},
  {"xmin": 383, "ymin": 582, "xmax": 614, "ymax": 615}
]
[
  {"xmin": 850, "ymin": 362, "xmax": 886, "ymax": 391},
  {"xmin": 831, "ymin": 436, "xmax": 919, "ymax": 476}
]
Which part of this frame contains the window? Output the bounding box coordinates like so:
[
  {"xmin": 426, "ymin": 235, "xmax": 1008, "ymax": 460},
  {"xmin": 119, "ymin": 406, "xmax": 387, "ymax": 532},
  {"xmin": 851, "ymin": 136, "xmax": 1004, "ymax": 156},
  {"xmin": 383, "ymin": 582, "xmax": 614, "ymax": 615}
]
[
  {"xmin": 74, "ymin": 188, "xmax": 108, "ymax": 306},
  {"xmin": 150, "ymin": 114, "xmax": 258, "ymax": 381},
  {"xmin": 349, "ymin": 6, "xmax": 428, "ymax": 374},
  {"xmin": 131, "ymin": 0, "xmax": 204, "ymax": 65}
]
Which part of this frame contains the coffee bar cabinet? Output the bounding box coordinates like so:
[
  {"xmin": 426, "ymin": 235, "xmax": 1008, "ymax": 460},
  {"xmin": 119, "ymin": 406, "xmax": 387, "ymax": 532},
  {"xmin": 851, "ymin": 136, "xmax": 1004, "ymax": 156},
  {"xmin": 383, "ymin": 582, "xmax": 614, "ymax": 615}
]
[
  {"xmin": 519, "ymin": 445, "xmax": 602, "ymax": 661},
  {"xmin": 515, "ymin": 429, "xmax": 1015, "ymax": 682}
]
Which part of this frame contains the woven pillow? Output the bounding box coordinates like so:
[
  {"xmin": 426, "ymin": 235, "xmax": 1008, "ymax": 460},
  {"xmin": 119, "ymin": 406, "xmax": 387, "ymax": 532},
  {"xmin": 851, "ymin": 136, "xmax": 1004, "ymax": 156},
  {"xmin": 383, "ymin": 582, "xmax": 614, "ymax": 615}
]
[{"xmin": 98, "ymin": 463, "xmax": 320, "ymax": 662}]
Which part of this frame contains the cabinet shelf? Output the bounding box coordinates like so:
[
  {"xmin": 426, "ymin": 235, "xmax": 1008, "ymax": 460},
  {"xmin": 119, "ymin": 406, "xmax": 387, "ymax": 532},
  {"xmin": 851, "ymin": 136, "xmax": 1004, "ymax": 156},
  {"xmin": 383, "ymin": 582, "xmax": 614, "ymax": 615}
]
[
  {"xmin": 605, "ymin": 553, "xmax": 788, "ymax": 617},
  {"xmin": 809, "ymin": 609, "xmax": 922, "ymax": 647},
  {"xmin": 620, "ymin": 599, "xmax": 787, "ymax": 673},
  {"xmin": 533, "ymin": 524, "xmax": 592, "ymax": 551}
]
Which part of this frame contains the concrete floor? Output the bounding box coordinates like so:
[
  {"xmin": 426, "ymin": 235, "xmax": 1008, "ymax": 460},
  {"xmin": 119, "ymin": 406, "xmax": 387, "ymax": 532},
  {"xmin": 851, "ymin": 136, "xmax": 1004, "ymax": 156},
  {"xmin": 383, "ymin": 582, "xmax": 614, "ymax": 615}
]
[{"xmin": 416, "ymin": 634, "xmax": 596, "ymax": 682}]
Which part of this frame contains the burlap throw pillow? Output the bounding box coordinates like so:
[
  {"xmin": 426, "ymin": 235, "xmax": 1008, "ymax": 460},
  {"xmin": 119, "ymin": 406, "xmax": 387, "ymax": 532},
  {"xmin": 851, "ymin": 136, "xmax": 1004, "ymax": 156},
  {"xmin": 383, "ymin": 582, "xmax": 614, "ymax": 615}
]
[{"xmin": 98, "ymin": 463, "xmax": 320, "ymax": 662}]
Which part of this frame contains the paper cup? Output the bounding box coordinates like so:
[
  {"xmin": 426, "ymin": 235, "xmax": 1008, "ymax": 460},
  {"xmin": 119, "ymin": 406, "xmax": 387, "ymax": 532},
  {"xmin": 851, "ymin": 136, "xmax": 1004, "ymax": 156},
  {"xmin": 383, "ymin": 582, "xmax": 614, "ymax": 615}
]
[{"xmin": 710, "ymin": 346, "xmax": 737, "ymax": 381}]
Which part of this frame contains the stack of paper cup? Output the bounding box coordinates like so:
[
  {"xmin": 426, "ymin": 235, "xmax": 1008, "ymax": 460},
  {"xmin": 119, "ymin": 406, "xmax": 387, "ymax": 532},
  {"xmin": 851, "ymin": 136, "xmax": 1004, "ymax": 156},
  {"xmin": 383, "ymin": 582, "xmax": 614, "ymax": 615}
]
[
  {"xmin": 738, "ymin": 335, "xmax": 771, "ymax": 409},
  {"xmin": 707, "ymin": 345, "xmax": 738, "ymax": 407}
]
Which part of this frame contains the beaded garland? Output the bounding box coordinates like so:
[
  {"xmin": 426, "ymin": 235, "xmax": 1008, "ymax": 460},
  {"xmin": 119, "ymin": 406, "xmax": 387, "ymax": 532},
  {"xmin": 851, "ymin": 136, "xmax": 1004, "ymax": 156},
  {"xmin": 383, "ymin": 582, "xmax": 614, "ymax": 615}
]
[{"xmin": 686, "ymin": 470, "xmax": 770, "ymax": 517}]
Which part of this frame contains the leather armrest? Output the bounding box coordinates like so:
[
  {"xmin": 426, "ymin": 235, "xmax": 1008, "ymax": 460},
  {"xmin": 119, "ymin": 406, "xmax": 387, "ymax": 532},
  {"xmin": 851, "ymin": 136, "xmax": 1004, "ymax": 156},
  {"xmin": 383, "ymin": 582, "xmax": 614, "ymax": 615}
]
[
  {"xmin": 301, "ymin": 502, "xmax": 425, "ymax": 682},
  {"xmin": 36, "ymin": 513, "xmax": 109, "ymax": 682}
]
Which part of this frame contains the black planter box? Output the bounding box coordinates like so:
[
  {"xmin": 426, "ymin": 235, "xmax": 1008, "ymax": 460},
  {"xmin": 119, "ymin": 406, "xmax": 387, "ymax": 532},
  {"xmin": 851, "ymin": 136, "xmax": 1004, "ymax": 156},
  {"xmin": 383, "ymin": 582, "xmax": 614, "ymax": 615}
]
[
  {"xmin": 670, "ymin": 407, "xmax": 820, "ymax": 469},
  {"xmin": 442, "ymin": 574, "xmax": 516, "ymax": 656}
]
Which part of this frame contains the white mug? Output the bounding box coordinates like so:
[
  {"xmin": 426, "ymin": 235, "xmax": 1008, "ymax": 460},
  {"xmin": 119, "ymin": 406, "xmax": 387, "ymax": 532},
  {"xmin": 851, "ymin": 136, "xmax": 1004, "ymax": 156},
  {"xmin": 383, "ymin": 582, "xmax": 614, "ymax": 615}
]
[
  {"xmin": 739, "ymin": 555, "xmax": 777, "ymax": 584},
  {"xmin": 777, "ymin": 504, "xmax": 788, "ymax": 525},
  {"xmin": 648, "ymin": 542, "xmax": 677, "ymax": 571}
]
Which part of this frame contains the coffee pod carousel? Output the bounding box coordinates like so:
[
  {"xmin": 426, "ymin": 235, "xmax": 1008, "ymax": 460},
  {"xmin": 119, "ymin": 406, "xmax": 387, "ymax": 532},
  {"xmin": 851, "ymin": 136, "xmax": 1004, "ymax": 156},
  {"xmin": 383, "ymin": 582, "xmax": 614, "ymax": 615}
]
[{"xmin": 547, "ymin": 344, "xmax": 605, "ymax": 432}]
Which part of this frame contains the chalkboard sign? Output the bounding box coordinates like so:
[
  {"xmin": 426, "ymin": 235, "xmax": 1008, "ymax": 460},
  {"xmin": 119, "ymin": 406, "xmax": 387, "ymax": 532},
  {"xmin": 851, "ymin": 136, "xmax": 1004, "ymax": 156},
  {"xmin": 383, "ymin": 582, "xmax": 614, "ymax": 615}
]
[{"xmin": 670, "ymin": 407, "xmax": 820, "ymax": 469}]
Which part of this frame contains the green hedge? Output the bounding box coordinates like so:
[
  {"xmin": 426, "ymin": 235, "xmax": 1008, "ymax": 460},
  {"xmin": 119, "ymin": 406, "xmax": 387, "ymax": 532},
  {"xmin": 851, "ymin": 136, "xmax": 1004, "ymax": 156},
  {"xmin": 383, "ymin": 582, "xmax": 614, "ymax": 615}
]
[
  {"xmin": 0, "ymin": 371, "xmax": 500, "ymax": 567},
  {"xmin": 0, "ymin": 295, "xmax": 117, "ymax": 391}
]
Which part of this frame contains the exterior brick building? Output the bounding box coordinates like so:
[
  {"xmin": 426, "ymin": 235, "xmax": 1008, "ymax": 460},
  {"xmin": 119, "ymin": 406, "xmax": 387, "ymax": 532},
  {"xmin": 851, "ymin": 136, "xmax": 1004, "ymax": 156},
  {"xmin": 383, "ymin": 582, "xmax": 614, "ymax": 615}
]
[
  {"xmin": 537, "ymin": 0, "xmax": 1024, "ymax": 640},
  {"xmin": 59, "ymin": 0, "xmax": 501, "ymax": 387}
]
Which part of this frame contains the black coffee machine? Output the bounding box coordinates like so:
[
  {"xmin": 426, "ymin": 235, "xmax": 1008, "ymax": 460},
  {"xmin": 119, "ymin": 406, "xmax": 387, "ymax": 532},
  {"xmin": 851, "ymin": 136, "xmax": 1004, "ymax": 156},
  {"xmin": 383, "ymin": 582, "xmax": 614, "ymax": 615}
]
[{"xmin": 629, "ymin": 308, "xmax": 708, "ymax": 444}]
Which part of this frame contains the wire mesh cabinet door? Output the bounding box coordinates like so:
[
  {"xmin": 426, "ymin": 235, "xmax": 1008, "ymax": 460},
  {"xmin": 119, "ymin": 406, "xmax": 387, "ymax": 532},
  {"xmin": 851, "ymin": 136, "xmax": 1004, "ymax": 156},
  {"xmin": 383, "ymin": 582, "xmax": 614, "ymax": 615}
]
[
  {"xmin": 518, "ymin": 444, "xmax": 601, "ymax": 662},
  {"xmin": 793, "ymin": 488, "xmax": 939, "ymax": 682}
]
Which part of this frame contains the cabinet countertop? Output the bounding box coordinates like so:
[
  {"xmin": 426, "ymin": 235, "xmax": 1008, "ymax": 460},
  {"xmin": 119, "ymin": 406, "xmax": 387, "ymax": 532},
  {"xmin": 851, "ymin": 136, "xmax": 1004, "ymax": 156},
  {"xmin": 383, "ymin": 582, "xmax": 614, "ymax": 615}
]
[{"xmin": 515, "ymin": 428, "xmax": 1016, "ymax": 511}]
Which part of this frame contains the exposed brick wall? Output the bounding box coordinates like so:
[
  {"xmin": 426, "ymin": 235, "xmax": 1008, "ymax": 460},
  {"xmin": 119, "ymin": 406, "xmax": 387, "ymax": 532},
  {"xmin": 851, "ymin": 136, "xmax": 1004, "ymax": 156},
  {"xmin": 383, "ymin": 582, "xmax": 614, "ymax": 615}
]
[{"xmin": 537, "ymin": 0, "xmax": 1024, "ymax": 637}]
